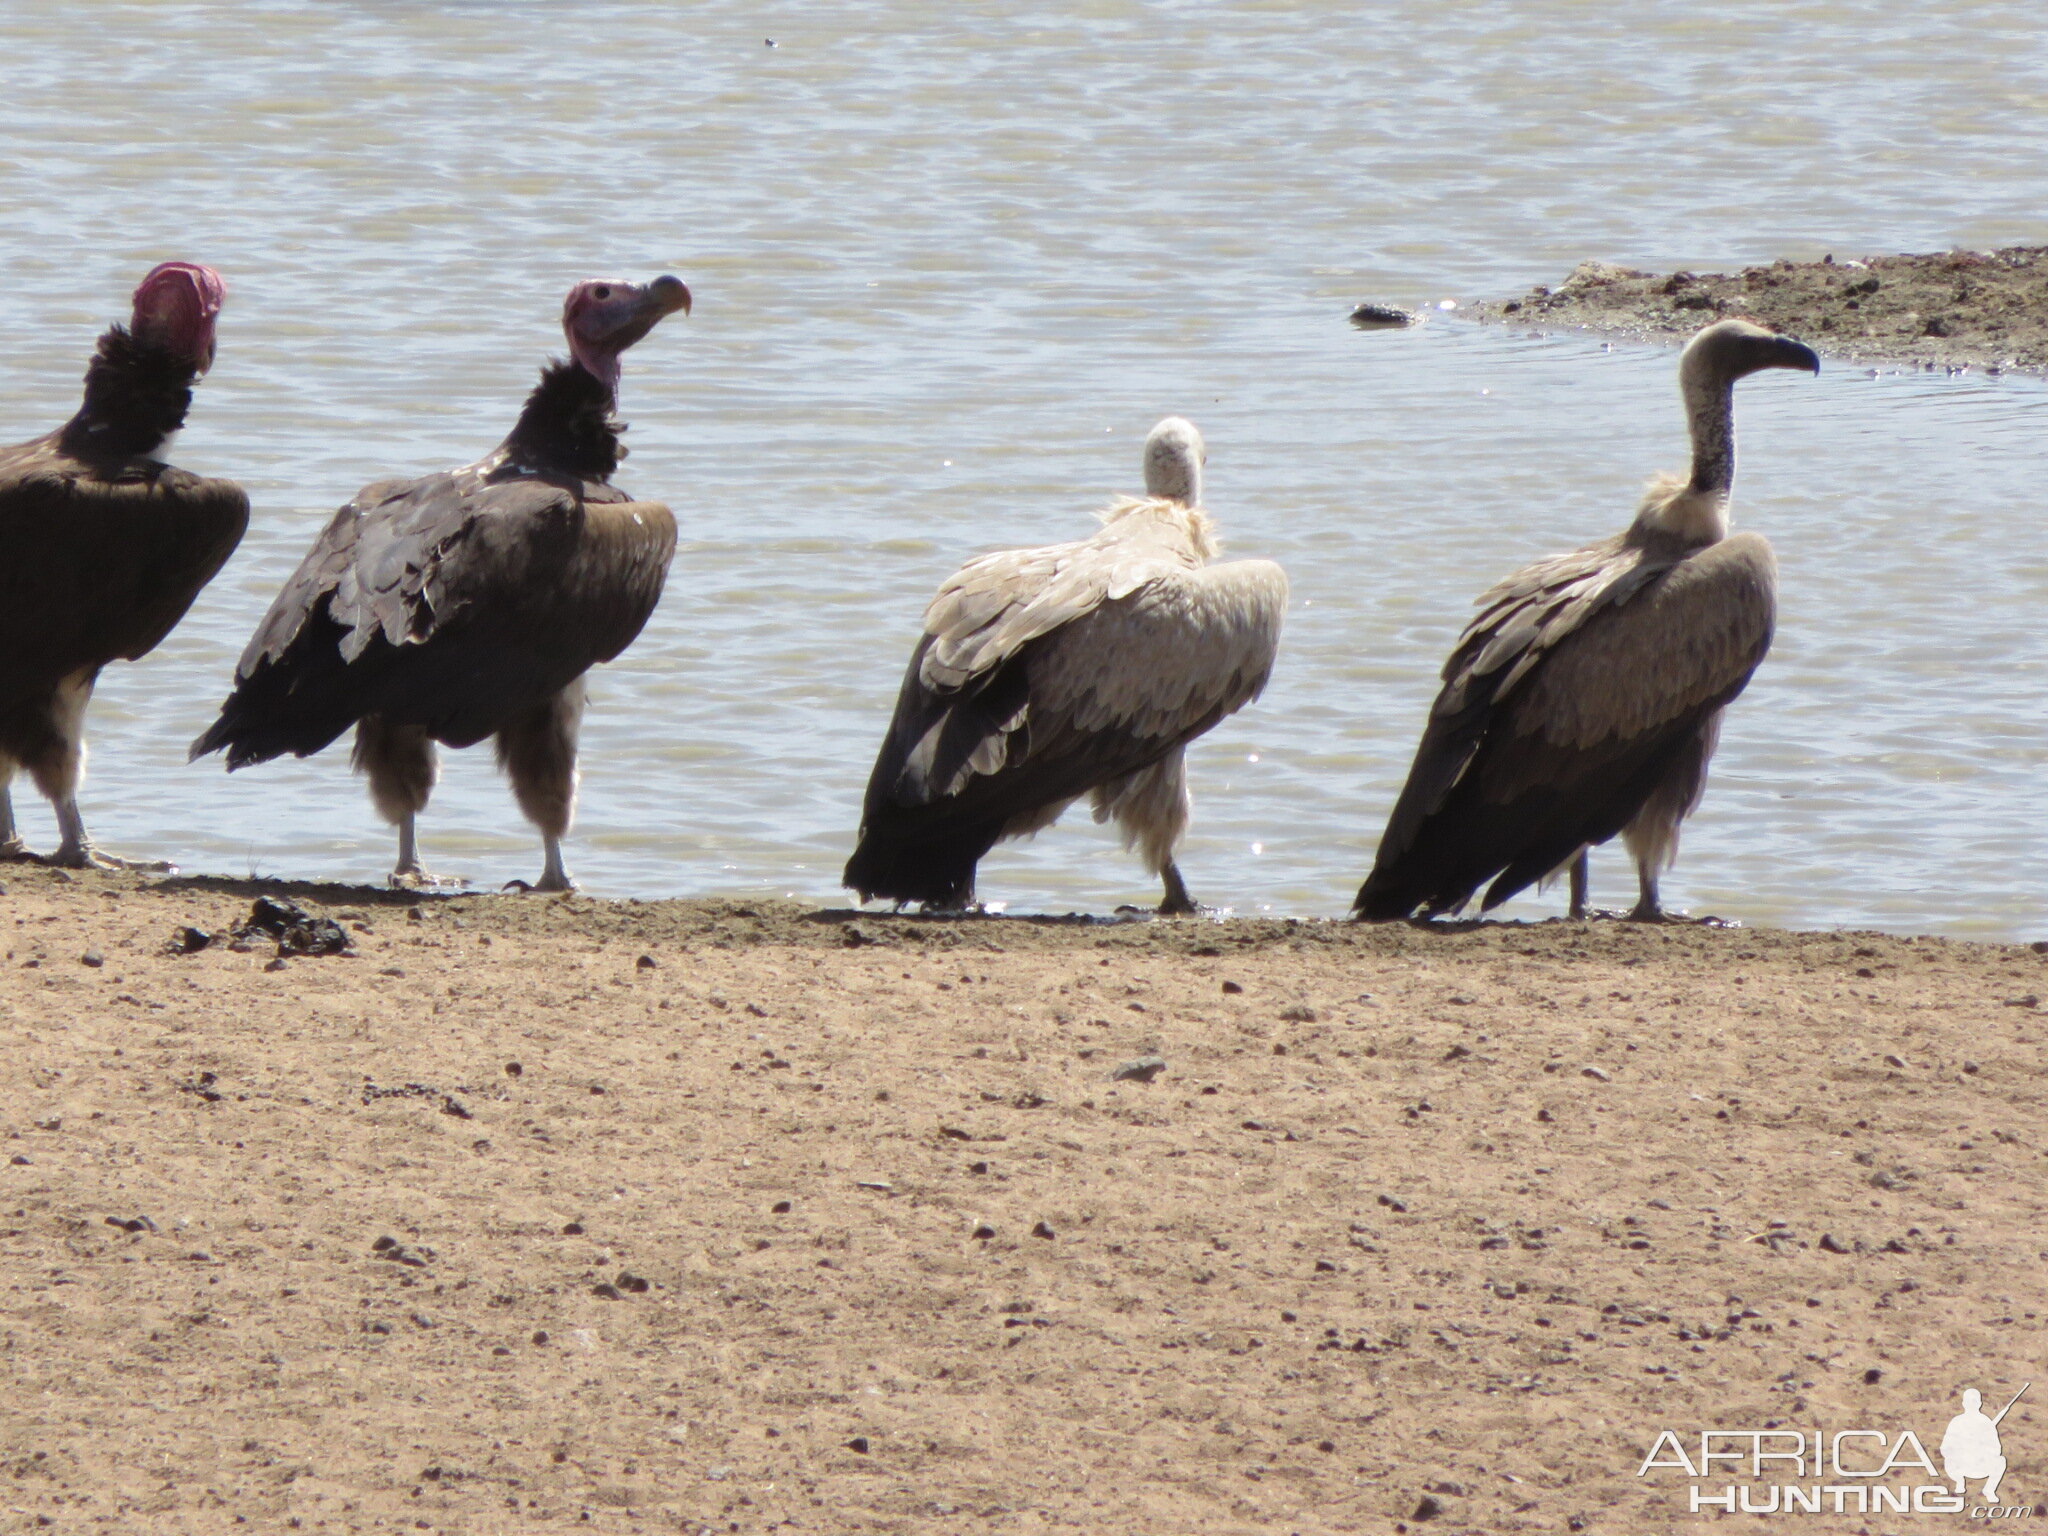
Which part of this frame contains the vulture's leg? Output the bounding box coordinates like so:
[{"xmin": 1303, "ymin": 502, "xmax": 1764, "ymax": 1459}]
[
  {"xmin": 1568, "ymin": 852, "xmax": 1589, "ymax": 919},
  {"xmin": 1092, "ymin": 748, "xmax": 1198, "ymax": 915},
  {"xmin": 33, "ymin": 671, "xmax": 125, "ymax": 870},
  {"xmin": 1622, "ymin": 719, "xmax": 1717, "ymax": 923},
  {"xmin": 354, "ymin": 715, "xmax": 442, "ymax": 887},
  {"xmin": 496, "ymin": 680, "xmax": 584, "ymax": 894},
  {"xmin": 0, "ymin": 769, "xmax": 29, "ymax": 860},
  {"xmin": 1158, "ymin": 859, "xmax": 1198, "ymax": 917},
  {"xmin": 1627, "ymin": 861, "xmax": 1666, "ymax": 923}
]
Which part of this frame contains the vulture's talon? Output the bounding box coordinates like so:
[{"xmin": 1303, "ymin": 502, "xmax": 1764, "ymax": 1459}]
[
  {"xmin": 50, "ymin": 845, "xmax": 132, "ymax": 872},
  {"xmin": 0, "ymin": 837, "xmax": 36, "ymax": 863},
  {"xmin": 502, "ymin": 879, "xmax": 533, "ymax": 893}
]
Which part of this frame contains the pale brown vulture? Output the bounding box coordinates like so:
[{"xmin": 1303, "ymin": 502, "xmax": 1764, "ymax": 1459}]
[
  {"xmin": 1355, "ymin": 318, "xmax": 1819, "ymax": 922},
  {"xmin": 0, "ymin": 262, "xmax": 245, "ymax": 867},
  {"xmin": 846, "ymin": 417, "xmax": 1287, "ymax": 913},
  {"xmin": 191, "ymin": 276, "xmax": 689, "ymax": 890}
]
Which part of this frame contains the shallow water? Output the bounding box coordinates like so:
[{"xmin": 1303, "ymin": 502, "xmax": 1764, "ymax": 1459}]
[{"xmin": 1, "ymin": 1, "xmax": 2043, "ymax": 937}]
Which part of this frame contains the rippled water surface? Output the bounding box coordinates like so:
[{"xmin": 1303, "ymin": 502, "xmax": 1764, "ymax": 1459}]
[{"xmin": 2, "ymin": 1, "xmax": 2044, "ymax": 936}]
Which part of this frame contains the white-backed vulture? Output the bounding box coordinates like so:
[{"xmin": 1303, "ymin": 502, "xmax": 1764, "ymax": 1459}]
[
  {"xmin": 0, "ymin": 263, "xmax": 246, "ymax": 868},
  {"xmin": 1355, "ymin": 318, "xmax": 1819, "ymax": 922},
  {"xmin": 845, "ymin": 417, "xmax": 1288, "ymax": 913},
  {"xmin": 191, "ymin": 276, "xmax": 690, "ymax": 891}
]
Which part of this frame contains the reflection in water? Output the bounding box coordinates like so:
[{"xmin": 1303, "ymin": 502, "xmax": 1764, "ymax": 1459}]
[{"xmin": 0, "ymin": 2, "xmax": 2040, "ymax": 937}]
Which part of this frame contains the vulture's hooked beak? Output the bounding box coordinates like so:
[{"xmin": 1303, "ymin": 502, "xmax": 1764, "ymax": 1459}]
[
  {"xmin": 1780, "ymin": 337, "xmax": 1821, "ymax": 376},
  {"xmin": 649, "ymin": 274, "xmax": 691, "ymax": 320}
]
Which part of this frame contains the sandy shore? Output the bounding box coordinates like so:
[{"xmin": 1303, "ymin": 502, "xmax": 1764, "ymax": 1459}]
[
  {"xmin": 2, "ymin": 865, "xmax": 2045, "ymax": 1533},
  {"xmin": 1476, "ymin": 247, "xmax": 2048, "ymax": 373}
]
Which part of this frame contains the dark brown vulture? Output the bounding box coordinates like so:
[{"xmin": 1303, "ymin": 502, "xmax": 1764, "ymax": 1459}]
[
  {"xmin": 190, "ymin": 275, "xmax": 690, "ymax": 891},
  {"xmin": 1355, "ymin": 318, "xmax": 1819, "ymax": 923},
  {"xmin": 0, "ymin": 262, "xmax": 245, "ymax": 868},
  {"xmin": 845, "ymin": 417, "xmax": 1288, "ymax": 914}
]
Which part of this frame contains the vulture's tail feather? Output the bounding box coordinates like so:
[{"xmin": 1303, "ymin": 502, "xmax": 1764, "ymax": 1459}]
[{"xmin": 843, "ymin": 815, "xmax": 1006, "ymax": 909}]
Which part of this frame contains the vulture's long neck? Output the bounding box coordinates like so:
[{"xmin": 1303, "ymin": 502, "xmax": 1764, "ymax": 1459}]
[
  {"xmin": 1683, "ymin": 370, "xmax": 1738, "ymax": 500},
  {"xmin": 500, "ymin": 360, "xmax": 626, "ymax": 482},
  {"xmin": 1627, "ymin": 367, "xmax": 1739, "ymax": 547},
  {"xmin": 57, "ymin": 324, "xmax": 198, "ymax": 464}
]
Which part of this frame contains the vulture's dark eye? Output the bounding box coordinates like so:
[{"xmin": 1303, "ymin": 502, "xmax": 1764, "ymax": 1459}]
[{"xmin": 593, "ymin": 286, "xmax": 612, "ymax": 300}]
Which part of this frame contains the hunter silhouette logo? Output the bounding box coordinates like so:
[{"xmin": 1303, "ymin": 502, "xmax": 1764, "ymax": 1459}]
[
  {"xmin": 1942, "ymin": 1385, "xmax": 2027, "ymax": 1504},
  {"xmin": 1638, "ymin": 1382, "xmax": 2033, "ymax": 1517}
]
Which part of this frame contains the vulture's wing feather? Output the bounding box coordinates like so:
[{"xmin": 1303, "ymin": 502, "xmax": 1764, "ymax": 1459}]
[
  {"xmin": 1358, "ymin": 532, "xmax": 1774, "ymax": 917},
  {"xmin": 0, "ymin": 445, "xmax": 248, "ymax": 713},
  {"xmin": 196, "ymin": 471, "xmax": 675, "ymax": 764},
  {"xmin": 1033, "ymin": 558, "xmax": 1289, "ymax": 742}
]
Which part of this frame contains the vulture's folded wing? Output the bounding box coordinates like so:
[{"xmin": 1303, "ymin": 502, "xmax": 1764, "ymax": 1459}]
[
  {"xmin": 200, "ymin": 470, "xmax": 675, "ymax": 764},
  {"xmin": 0, "ymin": 457, "xmax": 247, "ymax": 711},
  {"xmin": 878, "ymin": 554, "xmax": 1287, "ymax": 817},
  {"xmin": 1359, "ymin": 533, "xmax": 1775, "ymax": 917}
]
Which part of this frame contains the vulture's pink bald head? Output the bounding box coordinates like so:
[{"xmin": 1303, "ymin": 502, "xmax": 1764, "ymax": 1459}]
[
  {"xmin": 562, "ymin": 275, "xmax": 691, "ymax": 389},
  {"xmin": 131, "ymin": 262, "xmax": 225, "ymax": 374}
]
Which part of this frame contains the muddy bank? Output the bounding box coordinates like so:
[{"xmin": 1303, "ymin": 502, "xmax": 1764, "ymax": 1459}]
[
  {"xmin": 2, "ymin": 865, "xmax": 2046, "ymax": 1532},
  {"xmin": 1478, "ymin": 247, "xmax": 2048, "ymax": 373}
]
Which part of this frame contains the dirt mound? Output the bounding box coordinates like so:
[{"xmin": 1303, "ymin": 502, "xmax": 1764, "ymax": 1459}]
[{"xmin": 1481, "ymin": 247, "xmax": 2048, "ymax": 373}]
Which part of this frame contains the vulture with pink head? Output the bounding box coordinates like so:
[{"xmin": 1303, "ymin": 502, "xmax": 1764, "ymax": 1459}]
[
  {"xmin": 191, "ymin": 276, "xmax": 690, "ymax": 890},
  {"xmin": 0, "ymin": 262, "xmax": 246, "ymax": 867}
]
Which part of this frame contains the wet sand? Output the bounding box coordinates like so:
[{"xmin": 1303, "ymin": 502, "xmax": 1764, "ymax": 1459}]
[
  {"xmin": 3, "ymin": 864, "xmax": 2045, "ymax": 1532},
  {"xmin": 1478, "ymin": 247, "xmax": 2048, "ymax": 373}
]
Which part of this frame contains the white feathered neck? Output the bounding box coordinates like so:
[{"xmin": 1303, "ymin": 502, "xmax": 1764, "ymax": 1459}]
[{"xmin": 1097, "ymin": 495, "xmax": 1219, "ymax": 561}]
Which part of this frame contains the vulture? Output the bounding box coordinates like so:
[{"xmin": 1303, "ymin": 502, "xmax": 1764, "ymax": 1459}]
[
  {"xmin": 1355, "ymin": 318, "xmax": 1819, "ymax": 923},
  {"xmin": 191, "ymin": 275, "xmax": 690, "ymax": 890},
  {"xmin": 845, "ymin": 417, "xmax": 1288, "ymax": 913},
  {"xmin": 0, "ymin": 262, "xmax": 245, "ymax": 868}
]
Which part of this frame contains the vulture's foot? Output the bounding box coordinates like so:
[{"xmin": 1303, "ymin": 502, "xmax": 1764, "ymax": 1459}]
[
  {"xmin": 49, "ymin": 842, "xmax": 136, "ymax": 872},
  {"xmin": 1155, "ymin": 895, "xmax": 1207, "ymax": 917},
  {"xmin": 503, "ymin": 874, "xmax": 578, "ymax": 895},
  {"xmin": 0, "ymin": 834, "xmax": 36, "ymax": 862},
  {"xmin": 1156, "ymin": 861, "xmax": 1200, "ymax": 916},
  {"xmin": 1624, "ymin": 902, "xmax": 1679, "ymax": 924}
]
